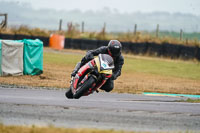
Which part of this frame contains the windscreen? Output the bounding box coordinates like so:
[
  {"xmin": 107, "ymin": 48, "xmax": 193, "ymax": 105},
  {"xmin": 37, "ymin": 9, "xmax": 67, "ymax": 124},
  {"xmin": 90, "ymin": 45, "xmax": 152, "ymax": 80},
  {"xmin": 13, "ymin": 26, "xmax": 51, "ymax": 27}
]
[{"xmin": 99, "ymin": 54, "xmax": 114, "ymax": 70}]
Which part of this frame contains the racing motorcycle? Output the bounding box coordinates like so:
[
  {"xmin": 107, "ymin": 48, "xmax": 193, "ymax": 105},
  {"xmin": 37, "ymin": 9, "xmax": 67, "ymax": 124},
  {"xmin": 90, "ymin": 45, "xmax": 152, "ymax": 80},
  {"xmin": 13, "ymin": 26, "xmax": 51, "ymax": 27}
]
[{"xmin": 65, "ymin": 54, "xmax": 114, "ymax": 99}]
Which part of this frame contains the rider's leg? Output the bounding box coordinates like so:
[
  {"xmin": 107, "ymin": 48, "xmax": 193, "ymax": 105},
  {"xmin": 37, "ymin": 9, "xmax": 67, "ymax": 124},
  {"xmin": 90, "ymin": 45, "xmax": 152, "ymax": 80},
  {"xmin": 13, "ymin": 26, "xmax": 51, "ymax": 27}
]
[{"xmin": 100, "ymin": 79, "xmax": 114, "ymax": 92}]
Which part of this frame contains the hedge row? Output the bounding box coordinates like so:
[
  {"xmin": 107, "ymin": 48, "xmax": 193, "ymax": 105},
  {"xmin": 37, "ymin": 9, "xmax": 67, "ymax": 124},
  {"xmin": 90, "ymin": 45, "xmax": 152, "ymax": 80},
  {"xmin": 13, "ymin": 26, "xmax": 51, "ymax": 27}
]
[{"xmin": 0, "ymin": 33, "xmax": 199, "ymax": 60}]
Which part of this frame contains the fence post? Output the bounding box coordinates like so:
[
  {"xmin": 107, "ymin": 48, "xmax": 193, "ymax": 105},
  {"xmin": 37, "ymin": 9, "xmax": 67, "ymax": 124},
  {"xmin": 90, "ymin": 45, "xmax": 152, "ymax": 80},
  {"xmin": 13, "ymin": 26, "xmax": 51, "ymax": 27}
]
[
  {"xmin": 134, "ymin": 24, "xmax": 137, "ymax": 35},
  {"xmin": 59, "ymin": 19, "xmax": 62, "ymax": 31},
  {"xmin": 81, "ymin": 21, "xmax": 84, "ymax": 33},
  {"xmin": 103, "ymin": 22, "xmax": 106, "ymax": 31},
  {"xmin": 102, "ymin": 22, "xmax": 106, "ymax": 38},
  {"xmin": 180, "ymin": 29, "xmax": 183, "ymax": 41},
  {"xmin": 156, "ymin": 24, "xmax": 159, "ymax": 38},
  {"xmin": 0, "ymin": 13, "xmax": 7, "ymax": 29},
  {"xmin": 4, "ymin": 13, "xmax": 7, "ymax": 28}
]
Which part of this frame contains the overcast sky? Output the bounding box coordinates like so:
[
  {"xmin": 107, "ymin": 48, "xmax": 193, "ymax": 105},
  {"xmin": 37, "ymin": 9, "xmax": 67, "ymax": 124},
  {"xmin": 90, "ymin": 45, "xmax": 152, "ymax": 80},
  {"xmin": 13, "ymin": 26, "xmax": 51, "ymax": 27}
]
[{"xmin": 3, "ymin": 0, "xmax": 200, "ymax": 16}]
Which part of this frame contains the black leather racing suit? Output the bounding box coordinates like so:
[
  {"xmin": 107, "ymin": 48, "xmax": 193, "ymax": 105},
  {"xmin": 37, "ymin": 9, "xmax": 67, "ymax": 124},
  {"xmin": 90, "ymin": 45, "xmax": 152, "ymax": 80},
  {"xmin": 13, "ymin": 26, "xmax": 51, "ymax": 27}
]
[{"xmin": 79, "ymin": 46, "xmax": 124, "ymax": 92}]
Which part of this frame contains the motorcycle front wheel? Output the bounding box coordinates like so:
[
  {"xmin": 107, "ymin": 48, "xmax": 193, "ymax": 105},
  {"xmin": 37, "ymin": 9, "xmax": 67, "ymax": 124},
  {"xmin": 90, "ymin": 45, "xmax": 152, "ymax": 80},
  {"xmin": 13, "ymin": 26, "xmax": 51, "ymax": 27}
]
[
  {"xmin": 65, "ymin": 88, "xmax": 73, "ymax": 99},
  {"xmin": 73, "ymin": 76, "xmax": 96, "ymax": 99}
]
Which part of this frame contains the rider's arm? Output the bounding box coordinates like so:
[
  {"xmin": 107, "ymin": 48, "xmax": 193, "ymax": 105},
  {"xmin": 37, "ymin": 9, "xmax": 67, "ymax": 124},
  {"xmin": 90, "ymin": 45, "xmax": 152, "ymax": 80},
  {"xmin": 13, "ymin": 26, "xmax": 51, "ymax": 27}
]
[
  {"xmin": 81, "ymin": 46, "xmax": 107, "ymax": 64},
  {"xmin": 86, "ymin": 46, "xmax": 107, "ymax": 57},
  {"xmin": 112, "ymin": 55, "xmax": 124, "ymax": 80}
]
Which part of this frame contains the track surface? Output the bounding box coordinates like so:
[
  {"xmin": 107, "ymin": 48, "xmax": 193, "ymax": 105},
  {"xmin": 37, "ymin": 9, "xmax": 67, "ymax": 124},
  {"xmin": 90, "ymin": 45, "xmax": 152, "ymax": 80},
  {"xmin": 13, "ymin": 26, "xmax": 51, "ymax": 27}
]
[{"xmin": 0, "ymin": 87, "xmax": 200, "ymax": 132}]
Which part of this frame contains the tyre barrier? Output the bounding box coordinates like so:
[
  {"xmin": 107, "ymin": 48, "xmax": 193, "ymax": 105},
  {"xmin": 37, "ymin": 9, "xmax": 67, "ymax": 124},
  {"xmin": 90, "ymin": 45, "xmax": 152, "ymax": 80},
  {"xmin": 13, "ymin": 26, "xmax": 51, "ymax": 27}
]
[
  {"xmin": 81, "ymin": 39, "xmax": 98, "ymax": 50},
  {"xmin": 121, "ymin": 42, "xmax": 132, "ymax": 53},
  {"xmin": 162, "ymin": 43, "xmax": 180, "ymax": 59},
  {"xmin": 97, "ymin": 40, "xmax": 109, "ymax": 47},
  {"xmin": 70, "ymin": 39, "xmax": 82, "ymax": 49},
  {"xmin": 179, "ymin": 45, "xmax": 198, "ymax": 60},
  {"xmin": 64, "ymin": 38, "xmax": 72, "ymax": 49},
  {"xmin": 130, "ymin": 42, "xmax": 148, "ymax": 55},
  {"xmin": 0, "ymin": 33, "xmax": 15, "ymax": 40},
  {"xmin": 0, "ymin": 33, "xmax": 199, "ymax": 61},
  {"xmin": 147, "ymin": 42, "xmax": 163, "ymax": 57},
  {"xmin": 0, "ymin": 33, "xmax": 49, "ymax": 47},
  {"xmin": 196, "ymin": 47, "xmax": 200, "ymax": 60}
]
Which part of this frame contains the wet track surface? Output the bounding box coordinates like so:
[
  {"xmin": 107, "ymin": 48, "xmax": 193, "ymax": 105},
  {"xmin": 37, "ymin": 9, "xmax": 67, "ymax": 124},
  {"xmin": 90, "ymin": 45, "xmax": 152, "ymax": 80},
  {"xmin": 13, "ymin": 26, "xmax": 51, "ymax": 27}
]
[{"xmin": 0, "ymin": 87, "xmax": 200, "ymax": 132}]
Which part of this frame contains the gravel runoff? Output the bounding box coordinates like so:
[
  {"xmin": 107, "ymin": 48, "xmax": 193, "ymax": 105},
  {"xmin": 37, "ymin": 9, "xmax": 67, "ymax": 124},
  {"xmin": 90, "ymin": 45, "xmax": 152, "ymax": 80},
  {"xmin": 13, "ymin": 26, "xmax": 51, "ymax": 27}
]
[{"xmin": 0, "ymin": 86, "xmax": 200, "ymax": 132}]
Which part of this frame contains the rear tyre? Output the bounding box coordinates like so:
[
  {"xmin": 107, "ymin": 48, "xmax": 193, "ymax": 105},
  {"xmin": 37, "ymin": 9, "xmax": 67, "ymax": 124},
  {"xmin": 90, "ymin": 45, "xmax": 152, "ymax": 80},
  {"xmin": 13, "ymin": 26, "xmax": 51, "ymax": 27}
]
[
  {"xmin": 73, "ymin": 76, "xmax": 96, "ymax": 99},
  {"xmin": 65, "ymin": 88, "xmax": 73, "ymax": 99}
]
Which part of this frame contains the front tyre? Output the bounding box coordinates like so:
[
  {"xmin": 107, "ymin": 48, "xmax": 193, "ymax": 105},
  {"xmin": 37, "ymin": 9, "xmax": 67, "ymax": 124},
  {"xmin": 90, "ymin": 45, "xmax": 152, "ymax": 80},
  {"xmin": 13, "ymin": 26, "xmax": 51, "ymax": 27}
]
[
  {"xmin": 65, "ymin": 88, "xmax": 73, "ymax": 99},
  {"xmin": 73, "ymin": 76, "xmax": 96, "ymax": 99}
]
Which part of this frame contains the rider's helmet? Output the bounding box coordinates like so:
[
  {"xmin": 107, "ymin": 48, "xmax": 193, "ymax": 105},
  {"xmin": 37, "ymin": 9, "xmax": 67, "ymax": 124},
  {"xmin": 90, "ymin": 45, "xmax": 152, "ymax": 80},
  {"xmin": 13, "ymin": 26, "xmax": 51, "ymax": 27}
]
[{"xmin": 108, "ymin": 40, "xmax": 122, "ymax": 57}]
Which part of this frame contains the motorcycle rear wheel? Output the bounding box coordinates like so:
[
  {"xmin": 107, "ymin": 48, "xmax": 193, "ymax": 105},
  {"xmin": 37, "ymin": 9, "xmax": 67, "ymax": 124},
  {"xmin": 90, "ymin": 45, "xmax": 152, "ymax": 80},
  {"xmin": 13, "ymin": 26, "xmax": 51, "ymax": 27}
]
[{"xmin": 73, "ymin": 76, "xmax": 96, "ymax": 99}]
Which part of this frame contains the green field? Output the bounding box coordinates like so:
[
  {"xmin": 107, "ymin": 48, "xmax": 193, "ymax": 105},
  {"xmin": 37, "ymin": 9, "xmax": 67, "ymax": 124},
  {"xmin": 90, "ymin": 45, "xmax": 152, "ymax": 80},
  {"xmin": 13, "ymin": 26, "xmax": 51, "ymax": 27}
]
[
  {"xmin": 124, "ymin": 56, "xmax": 200, "ymax": 80},
  {"xmin": 44, "ymin": 52, "xmax": 82, "ymax": 66},
  {"xmin": 44, "ymin": 51, "xmax": 200, "ymax": 80}
]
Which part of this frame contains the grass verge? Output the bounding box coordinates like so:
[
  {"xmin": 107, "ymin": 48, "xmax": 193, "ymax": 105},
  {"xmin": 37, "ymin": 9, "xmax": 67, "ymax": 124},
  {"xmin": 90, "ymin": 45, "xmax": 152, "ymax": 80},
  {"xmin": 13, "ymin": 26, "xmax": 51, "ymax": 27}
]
[
  {"xmin": 177, "ymin": 98, "xmax": 200, "ymax": 103},
  {"xmin": 0, "ymin": 124, "xmax": 134, "ymax": 133},
  {"xmin": 0, "ymin": 48, "xmax": 200, "ymax": 94}
]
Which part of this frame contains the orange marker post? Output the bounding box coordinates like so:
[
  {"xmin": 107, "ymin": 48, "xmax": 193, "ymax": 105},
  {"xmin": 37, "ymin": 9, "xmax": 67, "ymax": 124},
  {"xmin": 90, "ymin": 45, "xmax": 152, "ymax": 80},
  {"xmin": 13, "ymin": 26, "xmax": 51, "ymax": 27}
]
[{"xmin": 49, "ymin": 34, "xmax": 65, "ymax": 50}]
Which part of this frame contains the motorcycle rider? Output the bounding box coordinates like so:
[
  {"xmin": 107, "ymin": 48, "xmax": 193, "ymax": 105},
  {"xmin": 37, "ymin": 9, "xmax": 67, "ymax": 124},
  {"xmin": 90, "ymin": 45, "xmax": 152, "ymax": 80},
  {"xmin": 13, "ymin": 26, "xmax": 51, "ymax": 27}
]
[{"xmin": 71, "ymin": 40, "xmax": 124, "ymax": 92}]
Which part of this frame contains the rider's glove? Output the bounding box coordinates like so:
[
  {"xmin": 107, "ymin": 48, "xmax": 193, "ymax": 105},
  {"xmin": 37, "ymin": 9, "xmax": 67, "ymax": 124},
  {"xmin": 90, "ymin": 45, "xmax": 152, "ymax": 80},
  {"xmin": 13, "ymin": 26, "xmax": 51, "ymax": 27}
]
[
  {"xmin": 111, "ymin": 74, "xmax": 117, "ymax": 80},
  {"xmin": 71, "ymin": 71, "xmax": 77, "ymax": 77}
]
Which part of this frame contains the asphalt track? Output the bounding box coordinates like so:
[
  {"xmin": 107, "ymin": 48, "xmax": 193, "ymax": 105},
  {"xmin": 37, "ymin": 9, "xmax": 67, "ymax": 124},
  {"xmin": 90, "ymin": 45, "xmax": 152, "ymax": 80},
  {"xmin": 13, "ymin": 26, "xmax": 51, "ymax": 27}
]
[{"xmin": 0, "ymin": 87, "xmax": 200, "ymax": 132}]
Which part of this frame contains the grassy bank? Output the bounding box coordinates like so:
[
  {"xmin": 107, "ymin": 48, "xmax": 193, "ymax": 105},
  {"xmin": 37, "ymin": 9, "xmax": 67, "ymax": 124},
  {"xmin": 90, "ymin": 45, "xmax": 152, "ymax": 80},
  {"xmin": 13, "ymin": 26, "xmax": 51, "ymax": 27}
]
[
  {"xmin": 177, "ymin": 98, "xmax": 200, "ymax": 103},
  {"xmin": 0, "ymin": 48, "xmax": 200, "ymax": 94},
  {"xmin": 0, "ymin": 124, "xmax": 134, "ymax": 133},
  {"xmin": 124, "ymin": 56, "xmax": 200, "ymax": 80}
]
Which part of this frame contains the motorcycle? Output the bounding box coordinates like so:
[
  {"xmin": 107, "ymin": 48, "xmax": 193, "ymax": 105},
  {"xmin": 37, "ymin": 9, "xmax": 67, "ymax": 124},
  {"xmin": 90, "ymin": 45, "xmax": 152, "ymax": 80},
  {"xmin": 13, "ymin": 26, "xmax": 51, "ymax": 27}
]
[{"xmin": 65, "ymin": 54, "xmax": 114, "ymax": 99}]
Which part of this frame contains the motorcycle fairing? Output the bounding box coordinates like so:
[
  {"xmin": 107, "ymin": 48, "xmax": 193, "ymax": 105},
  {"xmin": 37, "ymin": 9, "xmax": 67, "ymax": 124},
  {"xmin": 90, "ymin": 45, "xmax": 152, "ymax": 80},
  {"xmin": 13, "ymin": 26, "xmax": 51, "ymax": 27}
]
[
  {"xmin": 94, "ymin": 54, "xmax": 114, "ymax": 75},
  {"xmin": 73, "ymin": 60, "xmax": 95, "ymax": 90}
]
